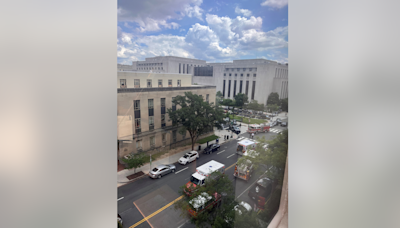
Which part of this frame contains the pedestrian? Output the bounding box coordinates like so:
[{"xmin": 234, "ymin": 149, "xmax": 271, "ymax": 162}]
[
  {"xmin": 251, "ymin": 133, "xmax": 254, "ymax": 139},
  {"xmin": 216, "ymin": 138, "xmax": 219, "ymax": 144}
]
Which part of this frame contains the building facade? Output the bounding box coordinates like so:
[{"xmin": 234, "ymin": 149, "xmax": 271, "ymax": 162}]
[
  {"xmin": 117, "ymin": 71, "xmax": 216, "ymax": 158},
  {"xmin": 121, "ymin": 56, "xmax": 288, "ymax": 106}
]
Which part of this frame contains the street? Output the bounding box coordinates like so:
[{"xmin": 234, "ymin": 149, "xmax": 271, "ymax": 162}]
[{"xmin": 118, "ymin": 125, "xmax": 287, "ymax": 228}]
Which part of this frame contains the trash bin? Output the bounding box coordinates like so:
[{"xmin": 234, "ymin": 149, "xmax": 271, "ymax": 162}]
[{"xmin": 198, "ymin": 145, "xmax": 201, "ymax": 151}]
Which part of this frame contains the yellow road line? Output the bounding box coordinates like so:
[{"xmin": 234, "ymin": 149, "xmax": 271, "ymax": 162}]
[
  {"xmin": 130, "ymin": 195, "xmax": 184, "ymax": 228},
  {"xmin": 226, "ymin": 163, "xmax": 236, "ymax": 170}
]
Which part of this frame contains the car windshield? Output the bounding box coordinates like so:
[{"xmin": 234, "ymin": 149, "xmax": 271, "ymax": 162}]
[
  {"xmin": 152, "ymin": 168, "xmax": 159, "ymax": 172},
  {"xmin": 190, "ymin": 176, "xmax": 201, "ymax": 185},
  {"xmin": 183, "ymin": 155, "xmax": 189, "ymax": 158}
]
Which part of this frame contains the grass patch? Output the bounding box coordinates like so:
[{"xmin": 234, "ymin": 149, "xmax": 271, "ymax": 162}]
[
  {"xmin": 229, "ymin": 115, "xmax": 267, "ymax": 125},
  {"xmin": 196, "ymin": 134, "xmax": 219, "ymax": 144}
]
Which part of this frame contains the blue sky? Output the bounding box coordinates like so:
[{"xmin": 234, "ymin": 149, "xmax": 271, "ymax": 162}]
[{"xmin": 117, "ymin": 0, "xmax": 288, "ymax": 64}]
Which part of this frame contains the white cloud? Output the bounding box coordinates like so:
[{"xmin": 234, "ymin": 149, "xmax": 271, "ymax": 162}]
[
  {"xmin": 231, "ymin": 16, "xmax": 263, "ymax": 37},
  {"xmin": 205, "ymin": 14, "xmax": 235, "ymax": 46},
  {"xmin": 180, "ymin": 28, "xmax": 186, "ymax": 32},
  {"xmin": 261, "ymin": 0, "xmax": 288, "ymax": 9},
  {"xmin": 118, "ymin": 0, "xmax": 204, "ymax": 32},
  {"xmin": 235, "ymin": 6, "xmax": 252, "ymax": 17}
]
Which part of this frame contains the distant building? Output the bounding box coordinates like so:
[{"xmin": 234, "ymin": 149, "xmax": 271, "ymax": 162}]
[
  {"xmin": 117, "ymin": 71, "xmax": 216, "ymax": 158},
  {"xmin": 121, "ymin": 56, "xmax": 288, "ymax": 107}
]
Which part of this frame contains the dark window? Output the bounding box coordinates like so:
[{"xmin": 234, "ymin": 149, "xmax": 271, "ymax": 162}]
[
  {"xmin": 179, "ymin": 63, "xmax": 181, "ymax": 73},
  {"xmin": 177, "ymin": 80, "xmax": 181, "ymax": 87},
  {"xmin": 228, "ymin": 80, "xmax": 231, "ymax": 97},
  {"xmin": 194, "ymin": 66, "xmax": 213, "ymax": 77},
  {"xmin": 168, "ymin": 80, "xmax": 172, "ymax": 87},
  {"xmin": 161, "ymin": 98, "xmax": 165, "ymax": 114},
  {"xmin": 135, "ymin": 118, "xmax": 141, "ymax": 134},
  {"xmin": 224, "ymin": 73, "xmax": 226, "ymax": 76},
  {"xmin": 252, "ymin": 81, "xmax": 256, "ymax": 100},
  {"xmin": 148, "ymin": 99, "xmax": 154, "ymax": 116},
  {"xmin": 206, "ymin": 94, "xmax": 209, "ymax": 104},
  {"xmin": 239, "ymin": 80, "xmax": 243, "ymax": 93},
  {"xmin": 161, "ymin": 114, "xmax": 166, "ymax": 128},
  {"xmin": 245, "ymin": 81, "xmax": 249, "ymax": 96},
  {"xmin": 134, "ymin": 100, "xmax": 141, "ymax": 119},
  {"xmin": 147, "ymin": 79, "xmax": 152, "ymax": 88},
  {"xmin": 253, "ymin": 74, "xmax": 256, "ymax": 77},
  {"xmin": 134, "ymin": 79, "xmax": 140, "ymax": 88},
  {"xmin": 229, "ymin": 73, "xmax": 231, "ymax": 77},
  {"xmin": 233, "ymin": 80, "xmax": 237, "ymax": 97},
  {"xmin": 120, "ymin": 79, "xmax": 126, "ymax": 88},
  {"xmin": 158, "ymin": 79, "xmax": 163, "ymax": 87},
  {"xmin": 235, "ymin": 74, "xmax": 237, "ymax": 77},
  {"xmin": 247, "ymin": 74, "xmax": 250, "ymax": 77},
  {"xmin": 223, "ymin": 80, "xmax": 226, "ymax": 97},
  {"xmin": 241, "ymin": 74, "xmax": 243, "ymax": 77},
  {"xmin": 149, "ymin": 116, "xmax": 154, "ymax": 130}
]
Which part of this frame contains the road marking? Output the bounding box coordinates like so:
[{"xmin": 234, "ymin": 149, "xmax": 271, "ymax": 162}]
[
  {"xmin": 175, "ymin": 167, "xmax": 188, "ymax": 174},
  {"xmin": 177, "ymin": 219, "xmax": 189, "ymax": 228},
  {"xmin": 133, "ymin": 202, "xmax": 154, "ymax": 228},
  {"xmin": 117, "ymin": 197, "xmax": 124, "ymax": 201},
  {"xmin": 226, "ymin": 163, "xmax": 236, "ymax": 171},
  {"xmin": 131, "ymin": 195, "xmax": 184, "ymax": 228},
  {"xmin": 236, "ymin": 168, "xmax": 272, "ymax": 200},
  {"xmin": 217, "ymin": 150, "xmax": 226, "ymax": 154},
  {"xmin": 227, "ymin": 154, "xmax": 235, "ymax": 159}
]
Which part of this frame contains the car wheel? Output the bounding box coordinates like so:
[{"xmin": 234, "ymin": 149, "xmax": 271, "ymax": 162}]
[
  {"xmin": 158, "ymin": 175, "xmax": 161, "ymax": 179},
  {"xmin": 197, "ymin": 156, "xmax": 199, "ymax": 160},
  {"xmin": 172, "ymin": 169, "xmax": 175, "ymax": 173}
]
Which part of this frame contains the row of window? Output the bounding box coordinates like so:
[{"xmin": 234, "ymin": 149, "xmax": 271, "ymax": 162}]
[
  {"xmin": 120, "ymin": 79, "xmax": 182, "ymax": 88},
  {"xmin": 224, "ymin": 73, "xmax": 256, "ymax": 77},
  {"xmin": 138, "ymin": 67, "xmax": 163, "ymax": 70},
  {"xmin": 138, "ymin": 63, "xmax": 163, "ymax": 66},
  {"xmin": 223, "ymin": 80, "xmax": 256, "ymax": 100},
  {"xmin": 135, "ymin": 130, "xmax": 182, "ymax": 151},
  {"xmin": 225, "ymin": 68, "xmax": 257, "ymax": 72},
  {"xmin": 133, "ymin": 94, "xmax": 210, "ymax": 133}
]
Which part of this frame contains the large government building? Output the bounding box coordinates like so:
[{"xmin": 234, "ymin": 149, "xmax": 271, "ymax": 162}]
[{"xmin": 118, "ymin": 56, "xmax": 288, "ymax": 106}]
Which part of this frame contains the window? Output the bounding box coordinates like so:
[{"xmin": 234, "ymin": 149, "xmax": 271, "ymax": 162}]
[
  {"xmin": 247, "ymin": 74, "xmax": 250, "ymax": 77},
  {"xmin": 172, "ymin": 130, "xmax": 177, "ymax": 143},
  {"xmin": 147, "ymin": 79, "xmax": 152, "ymax": 88},
  {"xmin": 134, "ymin": 100, "xmax": 140, "ymax": 110},
  {"xmin": 252, "ymin": 81, "xmax": 256, "ymax": 100},
  {"xmin": 161, "ymin": 114, "xmax": 166, "ymax": 128},
  {"xmin": 245, "ymin": 81, "xmax": 249, "ymax": 96},
  {"xmin": 179, "ymin": 63, "xmax": 181, "ymax": 73},
  {"xmin": 161, "ymin": 98, "xmax": 165, "ymax": 115},
  {"xmin": 177, "ymin": 80, "xmax": 181, "ymax": 87},
  {"xmin": 241, "ymin": 74, "xmax": 243, "ymax": 77},
  {"xmin": 235, "ymin": 74, "xmax": 237, "ymax": 77},
  {"xmin": 237, "ymin": 68, "xmax": 240, "ymax": 71},
  {"xmin": 120, "ymin": 79, "xmax": 126, "ymax": 88},
  {"xmin": 233, "ymin": 80, "xmax": 237, "ymax": 97},
  {"xmin": 253, "ymin": 74, "xmax": 256, "ymax": 77},
  {"xmin": 162, "ymin": 133, "xmax": 167, "ymax": 146},
  {"xmin": 158, "ymin": 79, "xmax": 163, "ymax": 87},
  {"xmin": 249, "ymin": 68, "xmax": 252, "ymax": 71},
  {"xmin": 225, "ymin": 68, "xmax": 229, "ymax": 71},
  {"xmin": 206, "ymin": 94, "xmax": 209, "ymax": 103},
  {"xmin": 229, "ymin": 73, "xmax": 231, "ymax": 77},
  {"xmin": 172, "ymin": 97, "xmax": 176, "ymax": 111},
  {"xmin": 135, "ymin": 118, "xmax": 141, "ymax": 134},
  {"xmin": 228, "ymin": 80, "xmax": 231, "ymax": 97},
  {"xmin": 148, "ymin": 99, "xmax": 154, "ymax": 110},
  {"xmin": 150, "ymin": 136, "xmax": 155, "ymax": 148},
  {"xmin": 239, "ymin": 80, "xmax": 243, "ymax": 93},
  {"xmin": 223, "ymin": 80, "xmax": 226, "ymax": 97},
  {"xmin": 224, "ymin": 73, "xmax": 226, "ymax": 76},
  {"xmin": 231, "ymin": 68, "xmax": 234, "ymax": 71},
  {"xmin": 168, "ymin": 80, "xmax": 172, "ymax": 87},
  {"xmin": 149, "ymin": 116, "xmax": 154, "ymax": 130},
  {"xmin": 136, "ymin": 140, "xmax": 142, "ymax": 152},
  {"xmin": 243, "ymin": 68, "xmax": 246, "ymax": 71}
]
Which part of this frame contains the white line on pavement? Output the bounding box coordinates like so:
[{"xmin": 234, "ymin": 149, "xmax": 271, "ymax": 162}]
[
  {"xmin": 175, "ymin": 167, "xmax": 188, "ymax": 174},
  {"xmin": 117, "ymin": 197, "xmax": 124, "ymax": 201},
  {"xmin": 236, "ymin": 168, "xmax": 271, "ymax": 199},
  {"xmin": 217, "ymin": 150, "xmax": 226, "ymax": 154},
  {"xmin": 227, "ymin": 154, "xmax": 235, "ymax": 158}
]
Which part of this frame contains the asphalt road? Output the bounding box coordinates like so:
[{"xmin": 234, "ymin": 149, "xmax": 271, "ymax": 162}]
[{"xmin": 118, "ymin": 125, "xmax": 287, "ymax": 228}]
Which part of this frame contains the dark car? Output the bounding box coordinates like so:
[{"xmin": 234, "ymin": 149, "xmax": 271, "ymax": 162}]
[
  {"xmin": 232, "ymin": 126, "xmax": 241, "ymax": 134},
  {"xmin": 281, "ymin": 122, "xmax": 287, "ymax": 127},
  {"xmin": 248, "ymin": 177, "xmax": 273, "ymax": 210},
  {"xmin": 203, "ymin": 144, "xmax": 220, "ymax": 154}
]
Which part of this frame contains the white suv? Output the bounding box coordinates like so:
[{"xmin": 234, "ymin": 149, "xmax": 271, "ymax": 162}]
[{"xmin": 178, "ymin": 151, "xmax": 199, "ymax": 165}]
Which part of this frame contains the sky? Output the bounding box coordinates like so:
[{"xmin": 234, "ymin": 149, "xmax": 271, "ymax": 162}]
[{"xmin": 117, "ymin": 0, "xmax": 288, "ymax": 64}]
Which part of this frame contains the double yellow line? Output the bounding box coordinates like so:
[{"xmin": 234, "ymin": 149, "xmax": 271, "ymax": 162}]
[{"xmin": 130, "ymin": 162, "xmax": 236, "ymax": 228}]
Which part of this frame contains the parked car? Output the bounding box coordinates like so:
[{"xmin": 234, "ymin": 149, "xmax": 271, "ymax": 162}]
[
  {"xmin": 276, "ymin": 118, "xmax": 282, "ymax": 124},
  {"xmin": 281, "ymin": 121, "xmax": 287, "ymax": 127},
  {"xmin": 203, "ymin": 144, "xmax": 220, "ymax": 154},
  {"xmin": 270, "ymin": 121, "xmax": 277, "ymax": 127},
  {"xmin": 149, "ymin": 164, "xmax": 176, "ymax": 179},
  {"xmin": 118, "ymin": 214, "xmax": 123, "ymax": 227},
  {"xmin": 178, "ymin": 151, "xmax": 199, "ymax": 165},
  {"xmin": 232, "ymin": 126, "xmax": 241, "ymax": 134}
]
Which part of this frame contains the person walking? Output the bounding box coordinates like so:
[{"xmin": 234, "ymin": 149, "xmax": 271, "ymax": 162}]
[{"xmin": 251, "ymin": 133, "xmax": 254, "ymax": 139}]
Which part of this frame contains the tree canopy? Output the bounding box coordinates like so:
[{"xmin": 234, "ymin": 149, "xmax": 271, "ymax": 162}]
[
  {"xmin": 267, "ymin": 92, "xmax": 280, "ymax": 106},
  {"xmin": 247, "ymin": 100, "xmax": 264, "ymax": 111},
  {"xmin": 280, "ymin": 98, "xmax": 288, "ymax": 112},
  {"xmin": 234, "ymin": 93, "xmax": 248, "ymax": 108},
  {"xmin": 266, "ymin": 104, "xmax": 280, "ymax": 113},
  {"xmin": 220, "ymin": 98, "xmax": 235, "ymax": 107},
  {"xmin": 167, "ymin": 92, "xmax": 225, "ymax": 150}
]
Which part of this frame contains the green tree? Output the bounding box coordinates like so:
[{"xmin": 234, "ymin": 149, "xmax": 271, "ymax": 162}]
[
  {"xmin": 121, "ymin": 153, "xmax": 146, "ymax": 173},
  {"xmin": 233, "ymin": 210, "xmax": 264, "ymax": 228},
  {"xmin": 234, "ymin": 93, "xmax": 248, "ymax": 108},
  {"xmin": 266, "ymin": 104, "xmax": 280, "ymax": 113},
  {"xmin": 216, "ymin": 91, "xmax": 223, "ymax": 105},
  {"xmin": 247, "ymin": 100, "xmax": 264, "ymax": 111},
  {"xmin": 267, "ymin": 92, "xmax": 280, "ymax": 106},
  {"xmin": 221, "ymin": 98, "xmax": 235, "ymax": 106},
  {"xmin": 167, "ymin": 92, "xmax": 225, "ymax": 150},
  {"xmin": 216, "ymin": 91, "xmax": 223, "ymax": 98},
  {"xmin": 174, "ymin": 172, "xmax": 237, "ymax": 228},
  {"xmin": 280, "ymin": 98, "xmax": 288, "ymax": 112}
]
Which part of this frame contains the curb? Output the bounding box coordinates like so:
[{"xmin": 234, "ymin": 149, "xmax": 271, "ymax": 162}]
[{"xmin": 118, "ymin": 172, "xmax": 149, "ymax": 188}]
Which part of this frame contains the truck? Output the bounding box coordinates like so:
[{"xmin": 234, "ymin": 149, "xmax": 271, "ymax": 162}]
[
  {"xmin": 246, "ymin": 123, "xmax": 270, "ymax": 134},
  {"xmin": 234, "ymin": 149, "xmax": 258, "ymax": 181},
  {"xmin": 236, "ymin": 139, "xmax": 257, "ymax": 155},
  {"xmin": 184, "ymin": 160, "xmax": 225, "ymax": 195},
  {"xmin": 187, "ymin": 192, "xmax": 222, "ymax": 218}
]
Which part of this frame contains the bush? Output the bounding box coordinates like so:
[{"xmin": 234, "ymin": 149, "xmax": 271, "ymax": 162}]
[{"xmin": 196, "ymin": 134, "xmax": 219, "ymax": 144}]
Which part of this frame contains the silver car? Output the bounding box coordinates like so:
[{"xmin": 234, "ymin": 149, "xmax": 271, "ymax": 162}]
[{"xmin": 149, "ymin": 164, "xmax": 176, "ymax": 179}]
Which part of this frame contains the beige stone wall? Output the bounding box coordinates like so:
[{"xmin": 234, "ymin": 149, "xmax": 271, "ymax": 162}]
[{"xmin": 117, "ymin": 71, "xmax": 192, "ymax": 88}]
